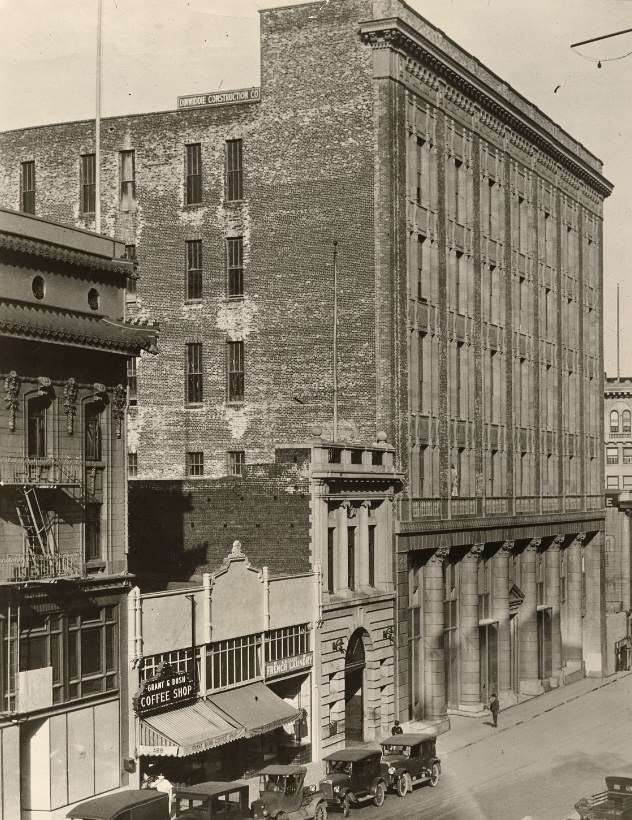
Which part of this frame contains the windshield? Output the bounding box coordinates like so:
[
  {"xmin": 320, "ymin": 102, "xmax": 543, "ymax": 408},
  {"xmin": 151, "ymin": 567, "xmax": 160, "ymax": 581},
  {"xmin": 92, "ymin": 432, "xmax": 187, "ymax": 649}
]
[
  {"xmin": 381, "ymin": 745, "xmax": 410, "ymax": 758},
  {"xmin": 327, "ymin": 760, "xmax": 352, "ymax": 775}
]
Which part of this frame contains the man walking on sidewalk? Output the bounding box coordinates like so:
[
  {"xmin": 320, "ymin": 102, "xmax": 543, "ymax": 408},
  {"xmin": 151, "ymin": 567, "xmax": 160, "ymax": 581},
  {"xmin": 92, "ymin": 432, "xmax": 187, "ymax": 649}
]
[{"xmin": 489, "ymin": 693, "xmax": 500, "ymax": 727}]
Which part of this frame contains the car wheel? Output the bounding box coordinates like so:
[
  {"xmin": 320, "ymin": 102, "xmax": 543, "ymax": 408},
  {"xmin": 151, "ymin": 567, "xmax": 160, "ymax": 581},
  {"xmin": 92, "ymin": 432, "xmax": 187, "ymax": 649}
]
[
  {"xmin": 429, "ymin": 763, "xmax": 440, "ymax": 787},
  {"xmin": 278, "ymin": 813, "xmax": 290, "ymax": 820},
  {"xmin": 373, "ymin": 782, "xmax": 386, "ymax": 808},
  {"xmin": 342, "ymin": 794, "xmax": 351, "ymax": 817},
  {"xmin": 396, "ymin": 773, "xmax": 411, "ymax": 797},
  {"xmin": 314, "ymin": 803, "xmax": 327, "ymax": 820}
]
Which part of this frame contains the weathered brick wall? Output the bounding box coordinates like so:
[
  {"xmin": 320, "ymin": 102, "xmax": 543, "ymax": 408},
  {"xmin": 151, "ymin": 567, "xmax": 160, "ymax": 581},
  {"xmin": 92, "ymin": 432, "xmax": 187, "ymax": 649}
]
[
  {"xmin": 128, "ymin": 454, "xmax": 311, "ymax": 586},
  {"xmin": 0, "ymin": 0, "xmax": 379, "ymax": 484}
]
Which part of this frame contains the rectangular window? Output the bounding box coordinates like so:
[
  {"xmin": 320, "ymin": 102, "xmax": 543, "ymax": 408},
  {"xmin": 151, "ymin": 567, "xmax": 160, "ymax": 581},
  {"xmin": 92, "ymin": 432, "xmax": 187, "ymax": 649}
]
[
  {"xmin": 85, "ymin": 504, "xmax": 101, "ymax": 562},
  {"xmin": 347, "ymin": 527, "xmax": 355, "ymax": 590},
  {"xmin": 186, "ymin": 343, "xmax": 203, "ymax": 404},
  {"xmin": 186, "ymin": 240, "xmax": 203, "ymax": 301},
  {"xmin": 141, "ymin": 647, "xmax": 195, "ymax": 683},
  {"xmin": 85, "ymin": 405, "xmax": 102, "ymax": 461},
  {"xmin": 127, "ymin": 452, "xmax": 138, "ymax": 478},
  {"xmin": 368, "ymin": 526, "xmax": 375, "ymax": 587},
  {"xmin": 607, "ymin": 476, "xmax": 620, "ymax": 489},
  {"xmin": 119, "ymin": 150, "xmax": 136, "ymax": 211},
  {"xmin": 606, "ymin": 447, "xmax": 619, "ymax": 465},
  {"xmin": 264, "ymin": 624, "xmax": 310, "ymax": 663},
  {"xmin": 624, "ymin": 447, "xmax": 632, "ymax": 464},
  {"xmin": 327, "ymin": 527, "xmax": 335, "ymax": 593},
  {"xmin": 623, "ymin": 476, "xmax": 632, "ymax": 489},
  {"xmin": 206, "ymin": 633, "xmax": 261, "ymax": 691},
  {"xmin": 127, "ymin": 358, "xmax": 137, "ymax": 405},
  {"xmin": 417, "ymin": 236, "xmax": 426, "ymax": 301},
  {"xmin": 227, "ymin": 236, "xmax": 244, "ymax": 297},
  {"xmin": 27, "ymin": 399, "xmax": 47, "ymax": 458},
  {"xmin": 125, "ymin": 245, "xmax": 137, "ymax": 301},
  {"xmin": 185, "ymin": 143, "xmax": 202, "ymax": 205},
  {"xmin": 80, "ymin": 154, "xmax": 96, "ymax": 214},
  {"xmin": 228, "ymin": 450, "xmax": 244, "ymax": 476},
  {"xmin": 225, "ymin": 139, "xmax": 243, "ymax": 201},
  {"xmin": 187, "ymin": 451, "xmax": 204, "ymax": 476},
  {"xmin": 227, "ymin": 341, "xmax": 244, "ymax": 403},
  {"xmin": 21, "ymin": 161, "xmax": 35, "ymax": 214}
]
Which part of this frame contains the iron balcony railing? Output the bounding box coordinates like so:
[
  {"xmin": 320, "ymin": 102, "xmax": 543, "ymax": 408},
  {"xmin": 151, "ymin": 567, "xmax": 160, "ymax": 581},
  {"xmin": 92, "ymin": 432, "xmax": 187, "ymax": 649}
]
[
  {"xmin": 0, "ymin": 553, "xmax": 84, "ymax": 583},
  {"xmin": 402, "ymin": 493, "xmax": 605, "ymax": 522},
  {"xmin": 0, "ymin": 456, "xmax": 82, "ymax": 487}
]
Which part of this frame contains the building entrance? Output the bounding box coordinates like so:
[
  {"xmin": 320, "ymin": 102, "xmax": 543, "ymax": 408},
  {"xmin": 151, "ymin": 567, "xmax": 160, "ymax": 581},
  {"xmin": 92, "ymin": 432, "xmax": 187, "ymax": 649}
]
[
  {"xmin": 479, "ymin": 622, "xmax": 498, "ymax": 705},
  {"xmin": 345, "ymin": 630, "xmax": 366, "ymax": 743}
]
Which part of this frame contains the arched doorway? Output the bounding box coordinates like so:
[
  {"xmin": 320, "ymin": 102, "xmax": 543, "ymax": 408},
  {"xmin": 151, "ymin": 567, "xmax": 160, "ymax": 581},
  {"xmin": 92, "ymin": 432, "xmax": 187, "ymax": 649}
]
[{"xmin": 345, "ymin": 630, "xmax": 366, "ymax": 743}]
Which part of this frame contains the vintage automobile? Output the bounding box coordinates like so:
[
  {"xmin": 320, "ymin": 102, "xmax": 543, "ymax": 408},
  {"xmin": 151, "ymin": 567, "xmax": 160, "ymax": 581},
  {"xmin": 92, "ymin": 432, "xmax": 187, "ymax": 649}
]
[
  {"xmin": 319, "ymin": 749, "xmax": 386, "ymax": 816},
  {"xmin": 379, "ymin": 732, "xmax": 441, "ymax": 796},
  {"xmin": 66, "ymin": 790, "xmax": 169, "ymax": 820},
  {"xmin": 251, "ymin": 764, "xmax": 327, "ymax": 820},
  {"xmin": 572, "ymin": 775, "xmax": 632, "ymax": 820},
  {"xmin": 173, "ymin": 781, "xmax": 251, "ymax": 820}
]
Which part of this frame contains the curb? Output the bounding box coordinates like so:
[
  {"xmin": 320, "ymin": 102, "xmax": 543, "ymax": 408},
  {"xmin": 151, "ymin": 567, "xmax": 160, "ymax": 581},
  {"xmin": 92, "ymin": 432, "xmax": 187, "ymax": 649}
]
[{"xmin": 444, "ymin": 671, "xmax": 632, "ymax": 753}]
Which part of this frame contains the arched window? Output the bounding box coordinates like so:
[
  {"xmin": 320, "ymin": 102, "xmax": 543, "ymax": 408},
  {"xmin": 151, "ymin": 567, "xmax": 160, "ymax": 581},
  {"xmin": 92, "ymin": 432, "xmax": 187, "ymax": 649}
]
[
  {"xmin": 623, "ymin": 410, "xmax": 631, "ymax": 434},
  {"xmin": 610, "ymin": 410, "xmax": 619, "ymax": 434}
]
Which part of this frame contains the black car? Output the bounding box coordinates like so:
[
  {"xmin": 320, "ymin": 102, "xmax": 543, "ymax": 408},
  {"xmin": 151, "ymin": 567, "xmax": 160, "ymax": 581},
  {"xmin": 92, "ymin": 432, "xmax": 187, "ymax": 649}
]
[
  {"xmin": 319, "ymin": 749, "xmax": 386, "ymax": 816},
  {"xmin": 380, "ymin": 733, "xmax": 441, "ymax": 796}
]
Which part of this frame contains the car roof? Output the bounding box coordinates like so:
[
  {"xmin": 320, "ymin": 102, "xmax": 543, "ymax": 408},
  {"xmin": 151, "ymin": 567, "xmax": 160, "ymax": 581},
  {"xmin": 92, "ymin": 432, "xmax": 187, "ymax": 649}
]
[
  {"xmin": 66, "ymin": 790, "xmax": 166, "ymax": 818},
  {"xmin": 380, "ymin": 733, "xmax": 437, "ymax": 746},
  {"xmin": 175, "ymin": 781, "xmax": 249, "ymax": 798},
  {"xmin": 323, "ymin": 749, "xmax": 382, "ymax": 762},
  {"xmin": 260, "ymin": 765, "xmax": 307, "ymax": 776}
]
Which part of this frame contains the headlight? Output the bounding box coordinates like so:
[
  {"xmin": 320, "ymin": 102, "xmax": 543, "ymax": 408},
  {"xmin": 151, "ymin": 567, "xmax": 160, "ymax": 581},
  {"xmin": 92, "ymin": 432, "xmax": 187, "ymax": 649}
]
[
  {"xmin": 263, "ymin": 811, "xmax": 269, "ymax": 817},
  {"xmin": 388, "ymin": 767, "xmax": 396, "ymax": 775},
  {"xmin": 333, "ymin": 786, "xmax": 340, "ymax": 793},
  {"xmin": 308, "ymin": 784, "xmax": 317, "ymax": 793}
]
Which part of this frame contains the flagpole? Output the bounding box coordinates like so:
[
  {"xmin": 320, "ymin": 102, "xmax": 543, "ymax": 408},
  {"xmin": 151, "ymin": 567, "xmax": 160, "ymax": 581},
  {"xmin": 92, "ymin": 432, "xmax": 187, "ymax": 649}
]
[
  {"xmin": 617, "ymin": 283, "xmax": 620, "ymax": 380},
  {"xmin": 95, "ymin": 0, "xmax": 103, "ymax": 233},
  {"xmin": 333, "ymin": 240, "xmax": 338, "ymax": 442}
]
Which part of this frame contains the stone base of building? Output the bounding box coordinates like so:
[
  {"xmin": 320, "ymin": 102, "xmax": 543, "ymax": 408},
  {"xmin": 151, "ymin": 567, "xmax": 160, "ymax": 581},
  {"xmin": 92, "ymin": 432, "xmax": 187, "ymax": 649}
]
[
  {"xmin": 563, "ymin": 661, "xmax": 586, "ymax": 685},
  {"xmin": 519, "ymin": 678, "xmax": 545, "ymax": 697},
  {"xmin": 406, "ymin": 715, "xmax": 451, "ymax": 736},
  {"xmin": 449, "ymin": 702, "xmax": 487, "ymax": 717}
]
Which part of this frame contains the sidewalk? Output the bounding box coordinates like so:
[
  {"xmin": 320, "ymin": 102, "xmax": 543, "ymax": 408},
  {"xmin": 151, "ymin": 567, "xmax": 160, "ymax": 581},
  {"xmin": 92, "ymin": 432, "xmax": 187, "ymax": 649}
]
[{"xmin": 439, "ymin": 669, "xmax": 632, "ymax": 756}]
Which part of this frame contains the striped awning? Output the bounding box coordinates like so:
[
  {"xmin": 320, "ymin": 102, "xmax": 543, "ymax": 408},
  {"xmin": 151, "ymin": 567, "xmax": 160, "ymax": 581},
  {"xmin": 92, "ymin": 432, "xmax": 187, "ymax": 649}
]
[
  {"xmin": 209, "ymin": 682, "xmax": 303, "ymax": 737},
  {"xmin": 138, "ymin": 699, "xmax": 244, "ymax": 757}
]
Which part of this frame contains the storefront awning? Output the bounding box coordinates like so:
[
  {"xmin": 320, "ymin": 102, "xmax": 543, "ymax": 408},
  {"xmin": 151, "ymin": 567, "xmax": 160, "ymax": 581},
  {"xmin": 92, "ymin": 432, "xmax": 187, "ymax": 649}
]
[
  {"xmin": 209, "ymin": 682, "xmax": 303, "ymax": 737},
  {"xmin": 138, "ymin": 699, "xmax": 244, "ymax": 757}
]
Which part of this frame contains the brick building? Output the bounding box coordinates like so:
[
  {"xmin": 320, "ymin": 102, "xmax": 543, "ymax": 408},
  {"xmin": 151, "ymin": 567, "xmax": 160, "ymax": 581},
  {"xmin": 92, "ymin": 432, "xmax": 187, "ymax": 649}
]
[
  {"xmin": 0, "ymin": 0, "xmax": 612, "ymax": 742},
  {"xmin": 0, "ymin": 207, "xmax": 157, "ymax": 819},
  {"xmin": 603, "ymin": 376, "xmax": 632, "ymax": 672}
]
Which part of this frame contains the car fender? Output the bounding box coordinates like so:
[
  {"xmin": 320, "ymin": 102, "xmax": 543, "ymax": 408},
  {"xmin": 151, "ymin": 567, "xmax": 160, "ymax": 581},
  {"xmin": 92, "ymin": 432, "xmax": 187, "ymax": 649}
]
[
  {"xmin": 431, "ymin": 758, "xmax": 442, "ymax": 773},
  {"xmin": 369, "ymin": 777, "xmax": 386, "ymax": 796}
]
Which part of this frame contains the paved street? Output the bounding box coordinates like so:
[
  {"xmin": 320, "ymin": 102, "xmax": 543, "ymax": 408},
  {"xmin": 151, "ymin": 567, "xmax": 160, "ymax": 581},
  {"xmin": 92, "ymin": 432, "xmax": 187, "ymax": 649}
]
[{"xmin": 337, "ymin": 673, "xmax": 632, "ymax": 820}]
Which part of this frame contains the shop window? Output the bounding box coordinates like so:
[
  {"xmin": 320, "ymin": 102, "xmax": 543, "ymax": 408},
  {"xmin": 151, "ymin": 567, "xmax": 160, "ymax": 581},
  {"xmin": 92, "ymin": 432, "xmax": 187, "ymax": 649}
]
[
  {"xmin": 27, "ymin": 397, "xmax": 47, "ymax": 458},
  {"xmin": 21, "ymin": 160, "xmax": 35, "ymax": 214},
  {"xmin": 185, "ymin": 143, "xmax": 202, "ymax": 205},
  {"xmin": 81, "ymin": 153, "xmax": 96, "ymax": 214},
  {"xmin": 206, "ymin": 633, "xmax": 261, "ymax": 691}
]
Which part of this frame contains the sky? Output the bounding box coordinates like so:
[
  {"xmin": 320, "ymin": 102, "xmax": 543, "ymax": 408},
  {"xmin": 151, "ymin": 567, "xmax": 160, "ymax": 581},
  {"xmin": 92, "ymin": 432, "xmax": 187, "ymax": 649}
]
[{"xmin": 0, "ymin": 0, "xmax": 630, "ymax": 374}]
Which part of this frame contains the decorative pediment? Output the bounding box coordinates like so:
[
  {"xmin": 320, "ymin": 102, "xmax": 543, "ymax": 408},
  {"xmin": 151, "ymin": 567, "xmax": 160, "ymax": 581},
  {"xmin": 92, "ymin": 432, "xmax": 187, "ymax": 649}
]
[{"xmin": 509, "ymin": 583, "xmax": 525, "ymax": 615}]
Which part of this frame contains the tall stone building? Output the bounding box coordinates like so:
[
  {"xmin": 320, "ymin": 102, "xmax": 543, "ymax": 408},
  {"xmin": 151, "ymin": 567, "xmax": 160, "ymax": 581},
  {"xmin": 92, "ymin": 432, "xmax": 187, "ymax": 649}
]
[
  {"xmin": 0, "ymin": 0, "xmax": 611, "ymax": 745},
  {"xmin": 0, "ymin": 207, "xmax": 157, "ymax": 819}
]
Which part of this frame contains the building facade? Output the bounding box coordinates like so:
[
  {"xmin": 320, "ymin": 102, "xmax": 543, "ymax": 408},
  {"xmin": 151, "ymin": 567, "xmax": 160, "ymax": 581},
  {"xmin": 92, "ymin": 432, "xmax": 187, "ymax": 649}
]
[
  {"xmin": 603, "ymin": 376, "xmax": 632, "ymax": 672},
  {"xmin": 0, "ymin": 0, "xmax": 611, "ymax": 737},
  {"xmin": 0, "ymin": 207, "xmax": 157, "ymax": 820}
]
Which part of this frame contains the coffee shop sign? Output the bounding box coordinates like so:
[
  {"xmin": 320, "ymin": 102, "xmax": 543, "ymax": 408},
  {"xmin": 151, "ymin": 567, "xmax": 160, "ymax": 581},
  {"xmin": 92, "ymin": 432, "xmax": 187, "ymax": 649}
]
[
  {"xmin": 177, "ymin": 88, "xmax": 260, "ymax": 110},
  {"xmin": 133, "ymin": 663, "xmax": 196, "ymax": 716}
]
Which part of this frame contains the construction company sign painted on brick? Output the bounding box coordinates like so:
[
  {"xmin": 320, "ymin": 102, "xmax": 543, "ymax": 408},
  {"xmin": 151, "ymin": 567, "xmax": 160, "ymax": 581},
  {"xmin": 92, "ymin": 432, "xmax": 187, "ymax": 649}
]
[{"xmin": 178, "ymin": 88, "xmax": 260, "ymax": 110}]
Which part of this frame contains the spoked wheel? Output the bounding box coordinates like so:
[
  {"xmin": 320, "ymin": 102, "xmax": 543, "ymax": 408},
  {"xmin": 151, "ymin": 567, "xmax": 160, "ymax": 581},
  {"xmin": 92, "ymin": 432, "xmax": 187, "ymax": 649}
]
[
  {"xmin": 315, "ymin": 803, "xmax": 327, "ymax": 820},
  {"xmin": 342, "ymin": 794, "xmax": 351, "ymax": 817},
  {"xmin": 429, "ymin": 763, "xmax": 440, "ymax": 787},
  {"xmin": 396, "ymin": 773, "xmax": 411, "ymax": 797},
  {"xmin": 373, "ymin": 782, "xmax": 386, "ymax": 808}
]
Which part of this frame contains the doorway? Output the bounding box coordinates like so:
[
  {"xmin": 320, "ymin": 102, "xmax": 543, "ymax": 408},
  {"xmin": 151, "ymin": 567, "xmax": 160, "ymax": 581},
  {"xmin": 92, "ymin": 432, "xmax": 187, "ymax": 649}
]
[
  {"xmin": 479, "ymin": 622, "xmax": 498, "ymax": 706},
  {"xmin": 345, "ymin": 630, "xmax": 366, "ymax": 743}
]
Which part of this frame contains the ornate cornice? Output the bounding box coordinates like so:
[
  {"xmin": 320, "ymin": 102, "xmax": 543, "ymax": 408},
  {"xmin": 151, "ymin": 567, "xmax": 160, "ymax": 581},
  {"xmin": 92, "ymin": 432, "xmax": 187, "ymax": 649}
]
[
  {"xmin": 0, "ymin": 232, "xmax": 134, "ymax": 278},
  {"xmin": 500, "ymin": 540, "xmax": 515, "ymax": 553},
  {"xmin": 359, "ymin": 18, "xmax": 612, "ymax": 199},
  {"xmin": 525, "ymin": 537, "xmax": 542, "ymax": 552}
]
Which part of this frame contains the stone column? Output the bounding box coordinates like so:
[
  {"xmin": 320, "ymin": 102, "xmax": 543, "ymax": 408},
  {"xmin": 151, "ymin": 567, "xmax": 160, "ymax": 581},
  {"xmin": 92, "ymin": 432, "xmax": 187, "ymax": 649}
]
[
  {"xmin": 565, "ymin": 532, "xmax": 585, "ymax": 670},
  {"xmin": 357, "ymin": 501, "xmax": 370, "ymax": 589},
  {"xmin": 335, "ymin": 503, "xmax": 349, "ymax": 593},
  {"xmin": 519, "ymin": 538, "xmax": 542, "ymax": 695},
  {"xmin": 584, "ymin": 531, "xmax": 606, "ymax": 677},
  {"xmin": 546, "ymin": 535, "xmax": 563, "ymax": 683},
  {"xmin": 423, "ymin": 549, "xmax": 448, "ymax": 720},
  {"xmin": 494, "ymin": 541, "xmax": 514, "ymax": 700},
  {"xmin": 459, "ymin": 544, "xmax": 485, "ymax": 713}
]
